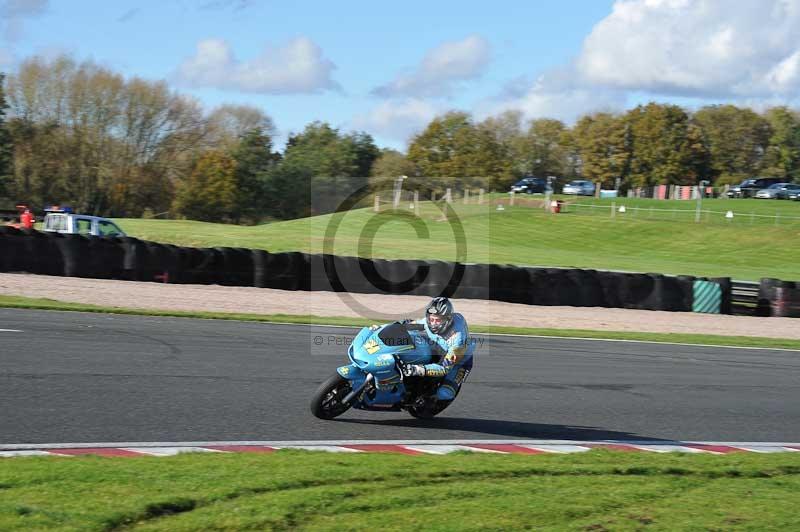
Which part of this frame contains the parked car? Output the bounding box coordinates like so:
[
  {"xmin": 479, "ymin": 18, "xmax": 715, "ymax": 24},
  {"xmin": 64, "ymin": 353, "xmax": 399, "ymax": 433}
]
[
  {"xmin": 42, "ymin": 207, "xmax": 126, "ymax": 237},
  {"xmin": 789, "ymin": 189, "xmax": 800, "ymax": 201},
  {"xmin": 775, "ymin": 183, "xmax": 800, "ymax": 199},
  {"xmin": 510, "ymin": 176, "xmax": 550, "ymax": 194},
  {"xmin": 755, "ymin": 182, "xmax": 790, "ymax": 199},
  {"xmin": 727, "ymin": 177, "xmax": 785, "ymax": 198},
  {"xmin": 562, "ymin": 180, "xmax": 596, "ymax": 196}
]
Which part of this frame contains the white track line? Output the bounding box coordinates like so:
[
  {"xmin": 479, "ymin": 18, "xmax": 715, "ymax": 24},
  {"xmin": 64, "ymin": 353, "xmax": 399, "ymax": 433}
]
[{"xmin": 0, "ymin": 328, "xmax": 22, "ymax": 333}]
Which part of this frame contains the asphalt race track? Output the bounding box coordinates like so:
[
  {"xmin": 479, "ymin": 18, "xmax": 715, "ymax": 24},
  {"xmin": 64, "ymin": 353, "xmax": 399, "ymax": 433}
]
[{"xmin": 1, "ymin": 309, "xmax": 798, "ymax": 444}]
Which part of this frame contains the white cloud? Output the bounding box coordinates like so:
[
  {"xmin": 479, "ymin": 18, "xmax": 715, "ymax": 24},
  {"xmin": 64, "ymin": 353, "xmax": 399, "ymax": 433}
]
[
  {"xmin": 576, "ymin": 0, "xmax": 800, "ymax": 97},
  {"xmin": 372, "ymin": 35, "xmax": 491, "ymax": 98},
  {"xmin": 486, "ymin": 64, "xmax": 627, "ymax": 124},
  {"xmin": 1, "ymin": 0, "xmax": 47, "ymax": 42},
  {"xmin": 175, "ymin": 37, "xmax": 339, "ymax": 94},
  {"xmin": 1, "ymin": 0, "xmax": 47, "ymax": 18},
  {"xmin": 352, "ymin": 99, "xmax": 441, "ymax": 145}
]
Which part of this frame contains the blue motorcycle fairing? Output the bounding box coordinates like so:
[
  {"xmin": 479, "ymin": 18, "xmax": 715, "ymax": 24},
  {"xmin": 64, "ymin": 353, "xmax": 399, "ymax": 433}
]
[
  {"xmin": 336, "ymin": 364, "xmax": 362, "ymax": 380},
  {"xmin": 343, "ymin": 323, "xmax": 436, "ymax": 411}
]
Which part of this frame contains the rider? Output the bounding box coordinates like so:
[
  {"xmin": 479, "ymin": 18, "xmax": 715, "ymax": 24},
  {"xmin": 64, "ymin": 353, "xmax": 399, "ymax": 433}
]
[{"xmin": 401, "ymin": 297, "xmax": 474, "ymax": 402}]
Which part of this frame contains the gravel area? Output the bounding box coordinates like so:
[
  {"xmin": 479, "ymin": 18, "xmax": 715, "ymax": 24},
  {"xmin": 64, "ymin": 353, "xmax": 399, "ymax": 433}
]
[{"xmin": 1, "ymin": 272, "xmax": 797, "ymax": 339}]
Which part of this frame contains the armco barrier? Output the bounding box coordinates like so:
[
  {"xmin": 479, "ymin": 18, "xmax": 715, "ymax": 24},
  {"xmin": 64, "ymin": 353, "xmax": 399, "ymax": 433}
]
[{"xmin": 11, "ymin": 228, "xmax": 799, "ymax": 316}]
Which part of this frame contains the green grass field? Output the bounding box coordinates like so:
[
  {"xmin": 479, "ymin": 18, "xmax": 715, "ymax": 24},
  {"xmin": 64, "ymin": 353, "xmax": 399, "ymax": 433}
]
[
  {"xmin": 114, "ymin": 196, "xmax": 800, "ymax": 281},
  {"xmin": 1, "ymin": 451, "xmax": 799, "ymax": 531}
]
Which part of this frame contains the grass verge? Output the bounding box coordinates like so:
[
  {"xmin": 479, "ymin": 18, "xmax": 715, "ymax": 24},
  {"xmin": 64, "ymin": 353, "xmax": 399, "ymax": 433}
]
[
  {"xmin": 2, "ymin": 294, "xmax": 799, "ymax": 350},
  {"xmin": 113, "ymin": 198, "xmax": 800, "ymax": 281},
  {"xmin": 1, "ymin": 450, "xmax": 799, "ymax": 531}
]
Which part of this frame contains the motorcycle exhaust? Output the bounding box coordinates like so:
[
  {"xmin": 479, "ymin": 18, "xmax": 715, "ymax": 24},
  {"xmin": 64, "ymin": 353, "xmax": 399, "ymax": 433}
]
[{"xmin": 342, "ymin": 373, "xmax": 374, "ymax": 405}]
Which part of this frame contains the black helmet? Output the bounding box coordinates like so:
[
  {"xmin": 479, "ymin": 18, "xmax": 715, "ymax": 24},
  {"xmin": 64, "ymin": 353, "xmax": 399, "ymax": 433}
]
[{"xmin": 426, "ymin": 297, "xmax": 454, "ymax": 334}]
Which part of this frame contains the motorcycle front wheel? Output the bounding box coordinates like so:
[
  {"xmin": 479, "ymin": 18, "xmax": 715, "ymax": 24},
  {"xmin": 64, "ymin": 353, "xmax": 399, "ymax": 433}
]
[{"xmin": 310, "ymin": 374, "xmax": 353, "ymax": 420}]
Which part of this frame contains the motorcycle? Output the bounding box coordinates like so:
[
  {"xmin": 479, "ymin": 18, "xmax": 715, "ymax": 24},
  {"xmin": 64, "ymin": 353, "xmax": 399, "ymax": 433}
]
[{"xmin": 310, "ymin": 321, "xmax": 455, "ymax": 420}]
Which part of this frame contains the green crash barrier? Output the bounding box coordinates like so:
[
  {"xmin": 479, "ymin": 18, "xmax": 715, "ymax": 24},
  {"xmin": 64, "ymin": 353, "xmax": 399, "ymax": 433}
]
[{"xmin": 692, "ymin": 280, "xmax": 722, "ymax": 314}]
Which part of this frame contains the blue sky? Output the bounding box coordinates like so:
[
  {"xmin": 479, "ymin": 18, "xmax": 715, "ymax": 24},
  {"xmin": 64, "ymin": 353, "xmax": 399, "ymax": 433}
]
[{"xmin": 3, "ymin": 0, "xmax": 800, "ymax": 150}]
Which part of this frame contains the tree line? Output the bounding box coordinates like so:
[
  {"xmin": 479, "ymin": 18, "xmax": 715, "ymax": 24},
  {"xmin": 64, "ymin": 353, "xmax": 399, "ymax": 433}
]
[
  {"xmin": 0, "ymin": 55, "xmax": 799, "ymax": 224},
  {"xmin": 395, "ymin": 105, "xmax": 799, "ymax": 194}
]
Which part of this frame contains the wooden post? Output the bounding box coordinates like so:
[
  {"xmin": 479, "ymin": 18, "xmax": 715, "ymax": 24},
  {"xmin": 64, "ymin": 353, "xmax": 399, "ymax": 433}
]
[
  {"xmin": 445, "ymin": 188, "xmax": 452, "ymax": 203},
  {"xmin": 413, "ymin": 190, "xmax": 419, "ymax": 216},
  {"xmin": 463, "ymin": 189, "xmax": 470, "ymax": 204},
  {"xmin": 374, "ymin": 194, "xmax": 380, "ymax": 213},
  {"xmin": 509, "ymin": 191, "xmax": 515, "ymax": 206},
  {"xmin": 478, "ymin": 188, "xmax": 485, "ymax": 205}
]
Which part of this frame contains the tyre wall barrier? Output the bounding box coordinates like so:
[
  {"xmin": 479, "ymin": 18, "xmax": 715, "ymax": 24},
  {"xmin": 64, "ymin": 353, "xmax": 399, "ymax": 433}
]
[
  {"xmin": 0, "ymin": 226, "xmax": 28, "ymax": 272},
  {"xmin": 0, "ymin": 229, "xmax": 751, "ymax": 315},
  {"xmin": 711, "ymin": 277, "xmax": 733, "ymax": 315},
  {"xmin": 758, "ymin": 278, "xmax": 800, "ymax": 317},
  {"xmin": 692, "ymin": 279, "xmax": 723, "ymax": 314},
  {"xmin": 757, "ymin": 278, "xmax": 782, "ymax": 317}
]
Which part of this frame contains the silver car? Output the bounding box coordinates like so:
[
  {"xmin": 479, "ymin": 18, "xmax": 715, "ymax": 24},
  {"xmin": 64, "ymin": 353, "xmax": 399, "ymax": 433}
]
[
  {"xmin": 562, "ymin": 180, "xmax": 596, "ymax": 196},
  {"xmin": 755, "ymin": 183, "xmax": 790, "ymax": 199}
]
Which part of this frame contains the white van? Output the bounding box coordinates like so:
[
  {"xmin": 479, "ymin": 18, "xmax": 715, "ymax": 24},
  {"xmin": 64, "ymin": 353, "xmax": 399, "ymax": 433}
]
[{"xmin": 42, "ymin": 210, "xmax": 126, "ymax": 237}]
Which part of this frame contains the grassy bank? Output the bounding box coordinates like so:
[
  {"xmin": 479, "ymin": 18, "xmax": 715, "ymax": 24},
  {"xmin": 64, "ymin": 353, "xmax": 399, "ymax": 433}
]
[
  {"xmin": 1, "ymin": 450, "xmax": 799, "ymax": 530},
  {"xmin": 2, "ymin": 295, "xmax": 799, "ymax": 350},
  {"xmin": 114, "ymin": 197, "xmax": 800, "ymax": 281}
]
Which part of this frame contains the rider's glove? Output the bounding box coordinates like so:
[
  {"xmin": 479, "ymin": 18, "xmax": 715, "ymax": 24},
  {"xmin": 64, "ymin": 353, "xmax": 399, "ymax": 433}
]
[{"xmin": 402, "ymin": 364, "xmax": 426, "ymax": 377}]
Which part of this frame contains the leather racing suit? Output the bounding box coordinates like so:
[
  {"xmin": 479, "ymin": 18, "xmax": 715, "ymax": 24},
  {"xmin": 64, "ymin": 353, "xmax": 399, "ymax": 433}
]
[{"xmin": 413, "ymin": 312, "xmax": 474, "ymax": 401}]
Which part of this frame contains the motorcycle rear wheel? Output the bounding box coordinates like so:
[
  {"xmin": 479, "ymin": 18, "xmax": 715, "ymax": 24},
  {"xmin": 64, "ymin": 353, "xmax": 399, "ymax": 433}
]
[{"xmin": 310, "ymin": 374, "xmax": 353, "ymax": 420}]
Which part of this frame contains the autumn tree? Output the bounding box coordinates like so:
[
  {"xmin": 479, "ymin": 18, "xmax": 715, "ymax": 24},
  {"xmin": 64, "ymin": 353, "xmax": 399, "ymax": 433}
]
[
  {"xmin": 369, "ymin": 148, "xmax": 418, "ymax": 192},
  {"xmin": 263, "ymin": 122, "xmax": 379, "ymax": 217},
  {"xmin": 519, "ymin": 118, "xmax": 570, "ymax": 181},
  {"xmin": 5, "ymin": 55, "xmax": 212, "ymax": 215},
  {"xmin": 172, "ymin": 151, "xmax": 237, "ymax": 222},
  {"xmin": 231, "ymin": 127, "xmax": 279, "ymax": 223},
  {"xmin": 692, "ymin": 105, "xmax": 771, "ymax": 184},
  {"xmin": 625, "ymin": 103, "xmax": 707, "ymax": 186},
  {"xmin": 408, "ymin": 111, "xmax": 511, "ymax": 192},
  {"xmin": 571, "ymin": 112, "xmax": 630, "ymax": 188},
  {"xmin": 761, "ymin": 107, "xmax": 800, "ymax": 182}
]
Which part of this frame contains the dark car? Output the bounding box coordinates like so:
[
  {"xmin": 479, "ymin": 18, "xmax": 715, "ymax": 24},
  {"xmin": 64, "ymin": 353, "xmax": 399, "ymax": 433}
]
[
  {"xmin": 510, "ymin": 176, "xmax": 550, "ymax": 194},
  {"xmin": 727, "ymin": 177, "xmax": 785, "ymax": 198},
  {"xmin": 775, "ymin": 183, "xmax": 800, "ymax": 199}
]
